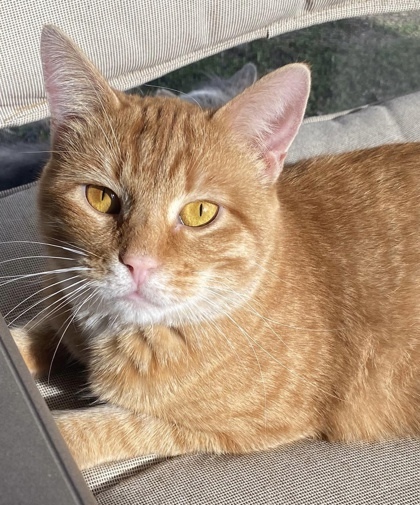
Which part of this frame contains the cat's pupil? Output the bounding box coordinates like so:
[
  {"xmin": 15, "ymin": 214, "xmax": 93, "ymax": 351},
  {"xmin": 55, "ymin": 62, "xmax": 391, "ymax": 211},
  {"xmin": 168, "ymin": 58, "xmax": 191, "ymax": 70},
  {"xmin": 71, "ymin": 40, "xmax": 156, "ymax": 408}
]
[
  {"xmin": 199, "ymin": 203, "xmax": 203, "ymax": 217},
  {"xmin": 101, "ymin": 189, "xmax": 106, "ymax": 201}
]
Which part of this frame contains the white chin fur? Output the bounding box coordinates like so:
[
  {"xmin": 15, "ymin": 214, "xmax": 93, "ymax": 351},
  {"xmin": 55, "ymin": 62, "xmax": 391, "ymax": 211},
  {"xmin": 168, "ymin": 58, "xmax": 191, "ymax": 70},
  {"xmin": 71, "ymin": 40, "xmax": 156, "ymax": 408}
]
[
  {"xmin": 68, "ymin": 279, "xmax": 250, "ymax": 332},
  {"xmin": 65, "ymin": 276, "xmax": 220, "ymax": 329},
  {"xmin": 62, "ymin": 262, "xmax": 254, "ymax": 331},
  {"xmin": 72, "ymin": 291, "xmax": 222, "ymax": 331}
]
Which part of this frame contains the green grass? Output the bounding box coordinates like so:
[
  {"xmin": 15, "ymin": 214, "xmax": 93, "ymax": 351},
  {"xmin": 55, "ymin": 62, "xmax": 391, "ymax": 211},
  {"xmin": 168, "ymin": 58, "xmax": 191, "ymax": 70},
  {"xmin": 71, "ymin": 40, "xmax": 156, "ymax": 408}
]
[{"xmin": 140, "ymin": 14, "xmax": 420, "ymax": 117}]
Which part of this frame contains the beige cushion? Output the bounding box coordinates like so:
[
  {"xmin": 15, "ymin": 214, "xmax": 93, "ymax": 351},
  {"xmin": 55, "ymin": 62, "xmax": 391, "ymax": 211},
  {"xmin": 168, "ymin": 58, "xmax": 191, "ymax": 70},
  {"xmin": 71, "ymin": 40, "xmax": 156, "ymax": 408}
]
[
  {"xmin": 288, "ymin": 89, "xmax": 420, "ymax": 163},
  {"xmin": 1, "ymin": 90, "xmax": 420, "ymax": 503},
  {"xmin": 2, "ymin": 0, "xmax": 420, "ymax": 127}
]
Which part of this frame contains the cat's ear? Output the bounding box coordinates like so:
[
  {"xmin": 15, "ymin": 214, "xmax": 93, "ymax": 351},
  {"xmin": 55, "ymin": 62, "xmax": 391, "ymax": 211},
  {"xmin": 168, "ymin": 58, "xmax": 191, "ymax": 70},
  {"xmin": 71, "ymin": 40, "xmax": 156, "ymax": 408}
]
[
  {"xmin": 229, "ymin": 62, "xmax": 258, "ymax": 92},
  {"xmin": 216, "ymin": 64, "xmax": 310, "ymax": 184},
  {"xmin": 41, "ymin": 25, "xmax": 119, "ymax": 130}
]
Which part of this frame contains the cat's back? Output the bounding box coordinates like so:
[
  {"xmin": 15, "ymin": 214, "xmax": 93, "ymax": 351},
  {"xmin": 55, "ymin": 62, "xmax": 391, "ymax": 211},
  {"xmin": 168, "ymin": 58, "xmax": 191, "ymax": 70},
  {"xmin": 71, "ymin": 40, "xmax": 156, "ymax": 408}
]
[
  {"xmin": 280, "ymin": 142, "xmax": 420, "ymax": 217},
  {"xmin": 278, "ymin": 143, "xmax": 420, "ymax": 264},
  {"xmin": 277, "ymin": 142, "xmax": 420, "ymax": 310},
  {"xmin": 276, "ymin": 143, "xmax": 420, "ymax": 439}
]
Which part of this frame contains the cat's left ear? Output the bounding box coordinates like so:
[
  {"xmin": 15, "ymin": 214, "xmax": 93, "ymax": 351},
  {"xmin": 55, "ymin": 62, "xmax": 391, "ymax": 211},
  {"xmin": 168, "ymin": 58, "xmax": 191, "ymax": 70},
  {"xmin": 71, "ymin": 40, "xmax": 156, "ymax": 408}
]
[{"xmin": 216, "ymin": 64, "xmax": 310, "ymax": 184}]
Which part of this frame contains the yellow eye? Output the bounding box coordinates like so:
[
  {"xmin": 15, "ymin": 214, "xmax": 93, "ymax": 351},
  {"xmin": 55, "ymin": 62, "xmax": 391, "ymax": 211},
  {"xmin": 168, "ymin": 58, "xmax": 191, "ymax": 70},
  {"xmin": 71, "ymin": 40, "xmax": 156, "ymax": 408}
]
[
  {"xmin": 179, "ymin": 201, "xmax": 219, "ymax": 227},
  {"xmin": 85, "ymin": 185, "xmax": 121, "ymax": 214}
]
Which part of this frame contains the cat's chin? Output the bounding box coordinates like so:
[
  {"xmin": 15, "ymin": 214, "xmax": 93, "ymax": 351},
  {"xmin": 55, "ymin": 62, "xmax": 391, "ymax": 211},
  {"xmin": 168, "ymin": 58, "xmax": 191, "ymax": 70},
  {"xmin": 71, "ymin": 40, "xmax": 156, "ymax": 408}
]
[
  {"xmin": 113, "ymin": 291, "xmax": 167, "ymax": 324},
  {"xmin": 97, "ymin": 292, "xmax": 211, "ymax": 329},
  {"xmin": 98, "ymin": 298, "xmax": 168, "ymax": 328}
]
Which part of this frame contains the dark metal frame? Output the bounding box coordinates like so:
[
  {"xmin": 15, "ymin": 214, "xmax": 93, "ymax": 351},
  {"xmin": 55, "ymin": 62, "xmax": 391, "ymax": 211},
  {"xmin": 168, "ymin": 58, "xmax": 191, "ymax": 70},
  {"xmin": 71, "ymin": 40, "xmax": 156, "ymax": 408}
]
[{"xmin": 0, "ymin": 315, "xmax": 96, "ymax": 505}]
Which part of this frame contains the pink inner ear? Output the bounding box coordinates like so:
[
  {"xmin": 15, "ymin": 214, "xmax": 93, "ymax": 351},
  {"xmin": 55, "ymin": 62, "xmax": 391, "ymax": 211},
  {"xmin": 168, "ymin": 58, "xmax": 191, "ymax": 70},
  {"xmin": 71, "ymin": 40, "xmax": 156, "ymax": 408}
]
[
  {"xmin": 43, "ymin": 57, "xmax": 67, "ymax": 122},
  {"xmin": 41, "ymin": 25, "xmax": 117, "ymax": 129},
  {"xmin": 263, "ymin": 151, "xmax": 287, "ymax": 182},
  {"xmin": 220, "ymin": 64, "xmax": 310, "ymax": 184},
  {"xmin": 259, "ymin": 97, "xmax": 308, "ymax": 180}
]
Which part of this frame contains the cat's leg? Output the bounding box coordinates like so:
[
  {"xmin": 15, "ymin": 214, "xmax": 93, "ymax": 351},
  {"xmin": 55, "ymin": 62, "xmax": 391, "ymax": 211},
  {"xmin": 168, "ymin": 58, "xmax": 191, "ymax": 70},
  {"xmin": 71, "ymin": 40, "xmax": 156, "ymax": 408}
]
[
  {"xmin": 54, "ymin": 405, "xmax": 241, "ymax": 470},
  {"xmin": 11, "ymin": 322, "xmax": 66, "ymax": 378}
]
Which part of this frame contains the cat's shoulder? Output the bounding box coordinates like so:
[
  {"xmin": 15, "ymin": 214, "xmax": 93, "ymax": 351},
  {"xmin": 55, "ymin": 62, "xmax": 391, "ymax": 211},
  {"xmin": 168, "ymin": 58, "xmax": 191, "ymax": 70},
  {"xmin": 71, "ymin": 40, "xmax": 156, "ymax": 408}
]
[{"xmin": 284, "ymin": 142, "xmax": 420, "ymax": 179}]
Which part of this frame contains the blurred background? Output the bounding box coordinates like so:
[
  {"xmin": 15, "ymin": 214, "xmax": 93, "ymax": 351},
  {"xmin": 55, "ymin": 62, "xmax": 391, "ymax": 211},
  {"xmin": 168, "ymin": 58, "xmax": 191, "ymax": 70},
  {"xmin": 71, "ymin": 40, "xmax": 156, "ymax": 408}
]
[
  {"xmin": 1, "ymin": 12, "xmax": 420, "ymax": 190},
  {"xmin": 144, "ymin": 12, "xmax": 420, "ymax": 116}
]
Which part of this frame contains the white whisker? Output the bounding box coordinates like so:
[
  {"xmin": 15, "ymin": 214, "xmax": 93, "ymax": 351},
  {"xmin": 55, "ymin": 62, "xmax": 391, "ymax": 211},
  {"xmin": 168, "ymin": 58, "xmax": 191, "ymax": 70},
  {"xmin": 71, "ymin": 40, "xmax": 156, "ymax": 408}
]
[
  {"xmin": 25, "ymin": 282, "xmax": 92, "ymax": 331},
  {"xmin": 48, "ymin": 238, "xmax": 99, "ymax": 258},
  {"xmin": 4, "ymin": 274, "xmax": 82, "ymax": 319},
  {"xmin": 208, "ymin": 284, "xmax": 337, "ymax": 333},
  {"xmin": 144, "ymin": 84, "xmax": 203, "ymax": 111},
  {"xmin": 79, "ymin": 99, "xmax": 121, "ymax": 166},
  {"xmin": 0, "ymin": 240, "xmax": 87, "ymax": 257},
  {"xmin": 48, "ymin": 288, "xmax": 98, "ymax": 383},
  {"xmin": 7, "ymin": 278, "xmax": 88, "ymax": 326},
  {"xmin": 0, "ymin": 255, "xmax": 77, "ymax": 266},
  {"xmin": 0, "ymin": 267, "xmax": 91, "ymax": 283},
  {"xmin": 202, "ymin": 287, "xmax": 342, "ymax": 402},
  {"xmin": 199, "ymin": 294, "xmax": 268, "ymax": 429}
]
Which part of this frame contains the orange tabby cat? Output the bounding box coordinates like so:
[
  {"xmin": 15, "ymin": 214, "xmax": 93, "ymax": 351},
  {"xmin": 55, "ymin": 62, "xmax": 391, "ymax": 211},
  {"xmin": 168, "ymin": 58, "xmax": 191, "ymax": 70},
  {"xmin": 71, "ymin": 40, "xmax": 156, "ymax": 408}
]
[{"xmin": 11, "ymin": 25, "xmax": 420, "ymax": 470}]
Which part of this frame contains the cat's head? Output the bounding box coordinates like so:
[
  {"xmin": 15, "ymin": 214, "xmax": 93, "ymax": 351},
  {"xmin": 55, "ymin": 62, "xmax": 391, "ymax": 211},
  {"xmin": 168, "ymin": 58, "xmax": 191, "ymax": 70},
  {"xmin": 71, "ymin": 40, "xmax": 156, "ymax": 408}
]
[{"xmin": 39, "ymin": 25, "xmax": 310, "ymax": 329}]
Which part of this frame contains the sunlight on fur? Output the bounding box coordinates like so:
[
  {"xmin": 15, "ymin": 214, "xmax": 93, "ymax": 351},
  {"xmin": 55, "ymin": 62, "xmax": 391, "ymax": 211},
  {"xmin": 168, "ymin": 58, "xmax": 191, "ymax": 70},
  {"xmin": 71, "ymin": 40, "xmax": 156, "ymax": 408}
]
[{"xmin": 7, "ymin": 25, "xmax": 420, "ymax": 470}]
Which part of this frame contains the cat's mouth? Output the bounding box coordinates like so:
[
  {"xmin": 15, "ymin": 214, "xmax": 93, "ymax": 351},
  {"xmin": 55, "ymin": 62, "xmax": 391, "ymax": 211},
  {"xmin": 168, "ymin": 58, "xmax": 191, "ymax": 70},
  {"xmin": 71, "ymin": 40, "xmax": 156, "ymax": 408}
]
[
  {"xmin": 124, "ymin": 291, "xmax": 152, "ymax": 304},
  {"xmin": 106, "ymin": 285, "xmax": 180, "ymax": 327},
  {"xmin": 121, "ymin": 289, "xmax": 163, "ymax": 309}
]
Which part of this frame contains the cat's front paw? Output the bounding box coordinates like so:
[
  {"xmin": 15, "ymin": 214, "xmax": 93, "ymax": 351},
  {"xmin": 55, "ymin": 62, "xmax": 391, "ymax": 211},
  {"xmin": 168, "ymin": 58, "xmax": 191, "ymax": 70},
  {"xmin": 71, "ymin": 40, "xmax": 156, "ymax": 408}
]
[
  {"xmin": 53, "ymin": 410, "xmax": 93, "ymax": 469},
  {"xmin": 11, "ymin": 327, "xmax": 51, "ymax": 378},
  {"xmin": 53, "ymin": 406, "xmax": 129, "ymax": 470},
  {"xmin": 10, "ymin": 326, "xmax": 63, "ymax": 378}
]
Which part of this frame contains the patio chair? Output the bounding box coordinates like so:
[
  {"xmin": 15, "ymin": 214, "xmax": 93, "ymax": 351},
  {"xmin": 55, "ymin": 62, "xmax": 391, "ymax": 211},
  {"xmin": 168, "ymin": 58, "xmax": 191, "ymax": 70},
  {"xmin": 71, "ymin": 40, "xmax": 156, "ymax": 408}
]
[{"xmin": 1, "ymin": 1, "xmax": 420, "ymax": 503}]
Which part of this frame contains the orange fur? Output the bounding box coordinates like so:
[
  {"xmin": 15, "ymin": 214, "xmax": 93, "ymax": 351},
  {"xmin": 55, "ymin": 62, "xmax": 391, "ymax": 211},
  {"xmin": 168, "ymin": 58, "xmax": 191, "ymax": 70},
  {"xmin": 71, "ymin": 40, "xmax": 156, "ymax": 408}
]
[{"xmin": 12, "ymin": 27, "xmax": 420, "ymax": 469}]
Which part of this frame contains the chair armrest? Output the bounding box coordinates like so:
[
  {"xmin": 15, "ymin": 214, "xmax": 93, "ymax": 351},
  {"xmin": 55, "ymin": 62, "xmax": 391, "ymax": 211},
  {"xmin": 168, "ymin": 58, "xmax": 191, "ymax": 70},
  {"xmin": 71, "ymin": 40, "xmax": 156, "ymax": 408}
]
[{"xmin": 0, "ymin": 315, "xmax": 96, "ymax": 505}]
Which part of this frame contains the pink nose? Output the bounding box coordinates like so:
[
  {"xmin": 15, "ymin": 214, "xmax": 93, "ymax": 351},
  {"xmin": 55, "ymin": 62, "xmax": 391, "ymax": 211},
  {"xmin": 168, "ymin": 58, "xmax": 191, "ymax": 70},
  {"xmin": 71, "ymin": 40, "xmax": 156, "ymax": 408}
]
[{"xmin": 121, "ymin": 254, "xmax": 158, "ymax": 288}]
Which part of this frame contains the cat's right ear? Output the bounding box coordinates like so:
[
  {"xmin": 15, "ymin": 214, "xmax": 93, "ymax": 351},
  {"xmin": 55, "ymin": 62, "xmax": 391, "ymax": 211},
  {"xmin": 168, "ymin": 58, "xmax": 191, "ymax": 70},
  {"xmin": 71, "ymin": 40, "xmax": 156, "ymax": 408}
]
[{"xmin": 41, "ymin": 25, "xmax": 119, "ymax": 133}]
